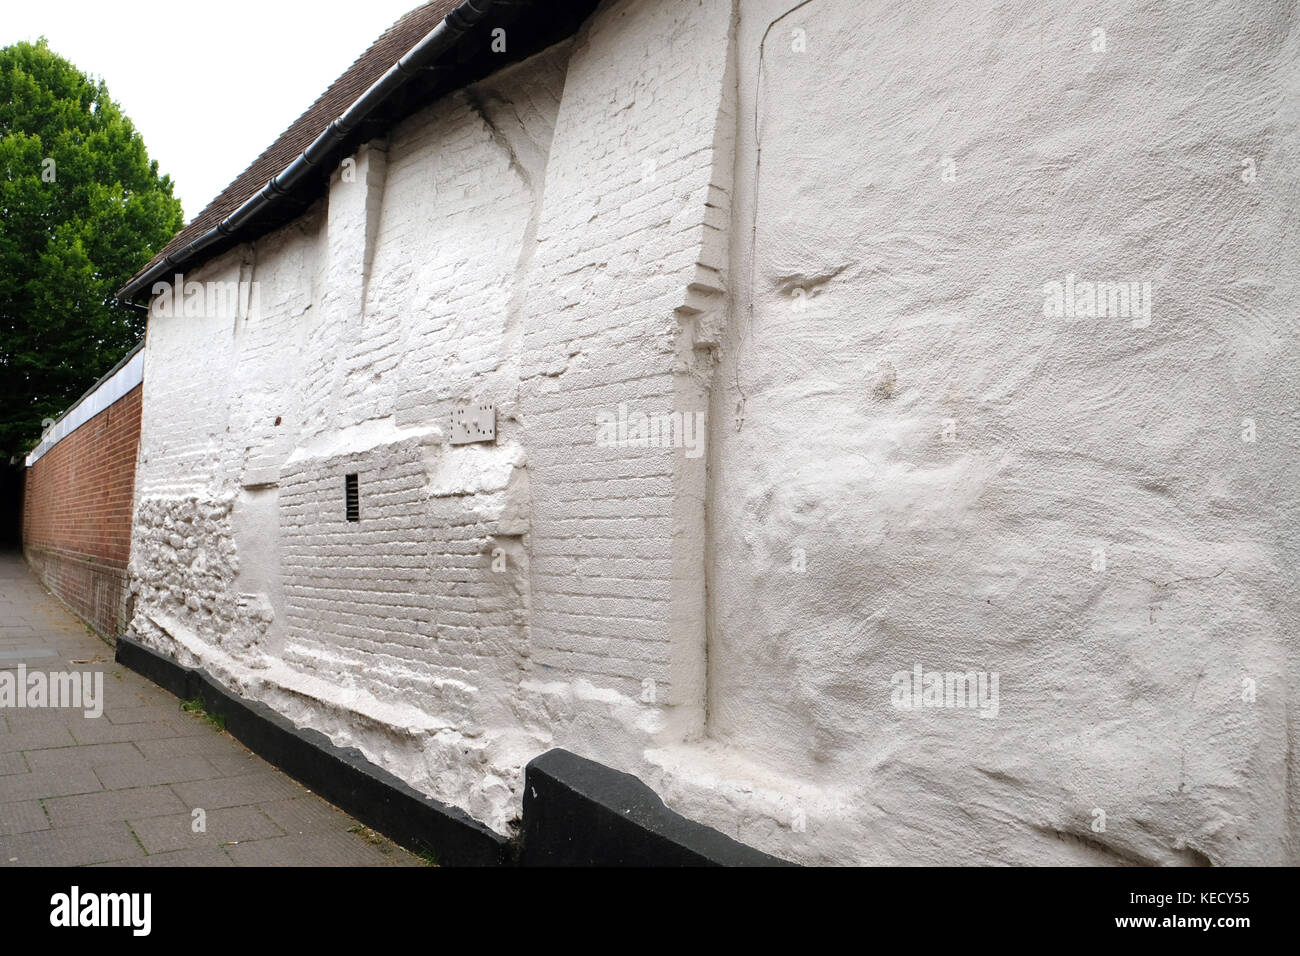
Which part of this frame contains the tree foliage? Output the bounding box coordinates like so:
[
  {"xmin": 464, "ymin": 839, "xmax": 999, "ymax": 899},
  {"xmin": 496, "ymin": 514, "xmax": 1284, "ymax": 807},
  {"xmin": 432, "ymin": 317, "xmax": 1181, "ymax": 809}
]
[{"xmin": 0, "ymin": 38, "xmax": 183, "ymax": 459}]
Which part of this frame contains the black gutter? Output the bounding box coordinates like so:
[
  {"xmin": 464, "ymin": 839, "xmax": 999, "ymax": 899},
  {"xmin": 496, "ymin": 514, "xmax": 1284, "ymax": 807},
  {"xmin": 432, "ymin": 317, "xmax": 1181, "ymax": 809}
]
[{"xmin": 115, "ymin": 0, "xmax": 505, "ymax": 306}]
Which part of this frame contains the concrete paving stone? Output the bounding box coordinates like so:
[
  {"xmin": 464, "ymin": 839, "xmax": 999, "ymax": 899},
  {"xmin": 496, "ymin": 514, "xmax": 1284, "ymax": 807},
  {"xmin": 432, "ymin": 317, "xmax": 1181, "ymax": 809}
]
[
  {"xmin": 0, "ymin": 751, "xmax": 28, "ymax": 775},
  {"xmin": 86, "ymin": 681, "xmax": 147, "ymax": 709},
  {"xmin": 0, "ymin": 722, "xmax": 77, "ymax": 753},
  {"xmin": 0, "ymin": 555, "xmax": 418, "ymax": 867},
  {"xmin": 171, "ymin": 771, "xmax": 304, "ymax": 811},
  {"xmin": 0, "ymin": 765, "xmax": 102, "ymax": 803},
  {"xmin": 22, "ymin": 742, "xmax": 141, "ymax": 774},
  {"xmin": 0, "ymin": 821, "xmax": 145, "ymax": 866},
  {"xmin": 66, "ymin": 718, "xmax": 183, "ymax": 746},
  {"xmin": 44, "ymin": 785, "xmax": 189, "ymax": 827},
  {"xmin": 224, "ymin": 830, "xmax": 418, "ymax": 867},
  {"xmin": 95, "ymin": 755, "xmax": 220, "ymax": 791},
  {"xmin": 129, "ymin": 805, "xmax": 285, "ymax": 855},
  {"xmin": 0, "ymin": 654, "xmax": 58, "ymax": 670},
  {"xmin": 205, "ymin": 752, "xmax": 271, "ymax": 777},
  {"xmin": 0, "ymin": 801, "xmax": 49, "ymax": 837},
  {"xmin": 166, "ymin": 715, "xmax": 227, "ymax": 738},
  {"xmin": 95, "ymin": 847, "xmax": 236, "ymax": 868},
  {"xmin": 106, "ymin": 706, "xmax": 168, "ymax": 725},
  {"xmin": 0, "ymin": 703, "xmax": 89, "ymax": 729},
  {"xmin": 133, "ymin": 735, "xmax": 241, "ymax": 760},
  {"xmin": 256, "ymin": 797, "xmax": 359, "ymax": 836},
  {"xmin": 0, "ymin": 638, "xmax": 52, "ymax": 649},
  {"xmin": 119, "ymin": 682, "xmax": 179, "ymax": 706}
]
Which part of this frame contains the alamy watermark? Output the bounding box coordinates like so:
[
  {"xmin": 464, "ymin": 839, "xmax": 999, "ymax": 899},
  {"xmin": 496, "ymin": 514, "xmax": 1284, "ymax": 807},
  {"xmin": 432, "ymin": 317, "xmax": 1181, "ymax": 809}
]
[
  {"xmin": 1042, "ymin": 274, "xmax": 1152, "ymax": 328},
  {"xmin": 596, "ymin": 403, "xmax": 707, "ymax": 459},
  {"xmin": 0, "ymin": 665, "xmax": 104, "ymax": 718},
  {"xmin": 151, "ymin": 273, "xmax": 261, "ymax": 320},
  {"xmin": 890, "ymin": 663, "xmax": 999, "ymax": 718},
  {"xmin": 50, "ymin": 887, "xmax": 151, "ymax": 936}
]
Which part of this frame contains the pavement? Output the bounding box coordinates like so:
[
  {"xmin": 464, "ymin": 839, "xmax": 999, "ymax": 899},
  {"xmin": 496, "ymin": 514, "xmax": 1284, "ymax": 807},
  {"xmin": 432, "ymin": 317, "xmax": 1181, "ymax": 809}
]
[{"xmin": 0, "ymin": 552, "xmax": 420, "ymax": 867}]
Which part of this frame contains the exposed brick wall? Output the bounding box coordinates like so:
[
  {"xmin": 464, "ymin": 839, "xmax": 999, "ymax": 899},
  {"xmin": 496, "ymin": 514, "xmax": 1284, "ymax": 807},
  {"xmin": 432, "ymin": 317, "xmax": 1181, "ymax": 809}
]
[{"xmin": 22, "ymin": 385, "xmax": 142, "ymax": 638}]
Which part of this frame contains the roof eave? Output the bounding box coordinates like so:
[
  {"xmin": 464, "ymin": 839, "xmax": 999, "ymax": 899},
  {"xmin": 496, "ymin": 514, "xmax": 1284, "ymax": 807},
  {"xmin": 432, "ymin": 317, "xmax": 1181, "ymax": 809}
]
[{"xmin": 116, "ymin": 0, "xmax": 536, "ymax": 306}]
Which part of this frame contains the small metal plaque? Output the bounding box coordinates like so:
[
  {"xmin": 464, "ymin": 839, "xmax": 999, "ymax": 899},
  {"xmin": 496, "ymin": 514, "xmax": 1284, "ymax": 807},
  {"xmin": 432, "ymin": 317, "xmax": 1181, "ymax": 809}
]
[{"xmin": 450, "ymin": 403, "xmax": 496, "ymax": 445}]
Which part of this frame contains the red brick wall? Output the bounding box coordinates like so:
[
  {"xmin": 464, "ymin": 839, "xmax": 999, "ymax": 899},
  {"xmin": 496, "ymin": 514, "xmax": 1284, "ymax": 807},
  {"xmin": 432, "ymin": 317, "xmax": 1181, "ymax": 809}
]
[{"xmin": 23, "ymin": 385, "xmax": 142, "ymax": 638}]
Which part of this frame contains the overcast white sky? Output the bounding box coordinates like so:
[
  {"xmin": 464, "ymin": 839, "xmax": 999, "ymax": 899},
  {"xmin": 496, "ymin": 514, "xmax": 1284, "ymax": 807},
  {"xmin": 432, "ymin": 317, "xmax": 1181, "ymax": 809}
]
[{"xmin": 3, "ymin": 0, "xmax": 426, "ymax": 222}]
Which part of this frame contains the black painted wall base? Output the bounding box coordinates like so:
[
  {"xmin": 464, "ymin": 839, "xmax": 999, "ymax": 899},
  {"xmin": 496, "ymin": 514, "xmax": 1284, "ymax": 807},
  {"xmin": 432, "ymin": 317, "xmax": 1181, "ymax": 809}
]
[
  {"xmin": 519, "ymin": 749, "xmax": 794, "ymax": 866},
  {"xmin": 116, "ymin": 633, "xmax": 793, "ymax": 867},
  {"xmin": 115, "ymin": 635, "xmax": 505, "ymax": 867}
]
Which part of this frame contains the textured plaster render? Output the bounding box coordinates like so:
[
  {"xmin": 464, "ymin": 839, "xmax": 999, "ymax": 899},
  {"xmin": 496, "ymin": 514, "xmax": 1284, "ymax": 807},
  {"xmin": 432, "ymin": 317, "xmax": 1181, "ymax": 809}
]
[{"xmin": 128, "ymin": 0, "xmax": 1299, "ymax": 863}]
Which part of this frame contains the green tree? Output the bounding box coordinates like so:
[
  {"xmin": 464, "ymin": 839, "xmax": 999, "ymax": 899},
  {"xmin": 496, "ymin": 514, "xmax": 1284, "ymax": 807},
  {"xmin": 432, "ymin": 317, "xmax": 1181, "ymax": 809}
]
[{"xmin": 0, "ymin": 38, "xmax": 183, "ymax": 460}]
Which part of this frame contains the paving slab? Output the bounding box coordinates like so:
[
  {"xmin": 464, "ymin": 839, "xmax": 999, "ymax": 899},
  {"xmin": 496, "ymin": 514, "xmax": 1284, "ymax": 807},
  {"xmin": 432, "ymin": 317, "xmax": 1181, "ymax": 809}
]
[
  {"xmin": 0, "ymin": 801, "xmax": 49, "ymax": 837},
  {"xmin": 0, "ymin": 552, "xmax": 421, "ymax": 867},
  {"xmin": 223, "ymin": 830, "xmax": 422, "ymax": 868},
  {"xmin": 44, "ymin": 785, "xmax": 190, "ymax": 828},
  {"xmin": 129, "ymin": 805, "xmax": 286, "ymax": 855}
]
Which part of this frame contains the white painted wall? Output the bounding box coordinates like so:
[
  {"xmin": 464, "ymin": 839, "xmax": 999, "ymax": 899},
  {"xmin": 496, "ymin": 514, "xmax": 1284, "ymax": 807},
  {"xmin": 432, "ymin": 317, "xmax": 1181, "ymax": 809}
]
[
  {"xmin": 130, "ymin": 0, "xmax": 1299, "ymax": 863},
  {"xmin": 132, "ymin": 2, "xmax": 737, "ymax": 835},
  {"xmin": 696, "ymin": 0, "xmax": 1299, "ymax": 864}
]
